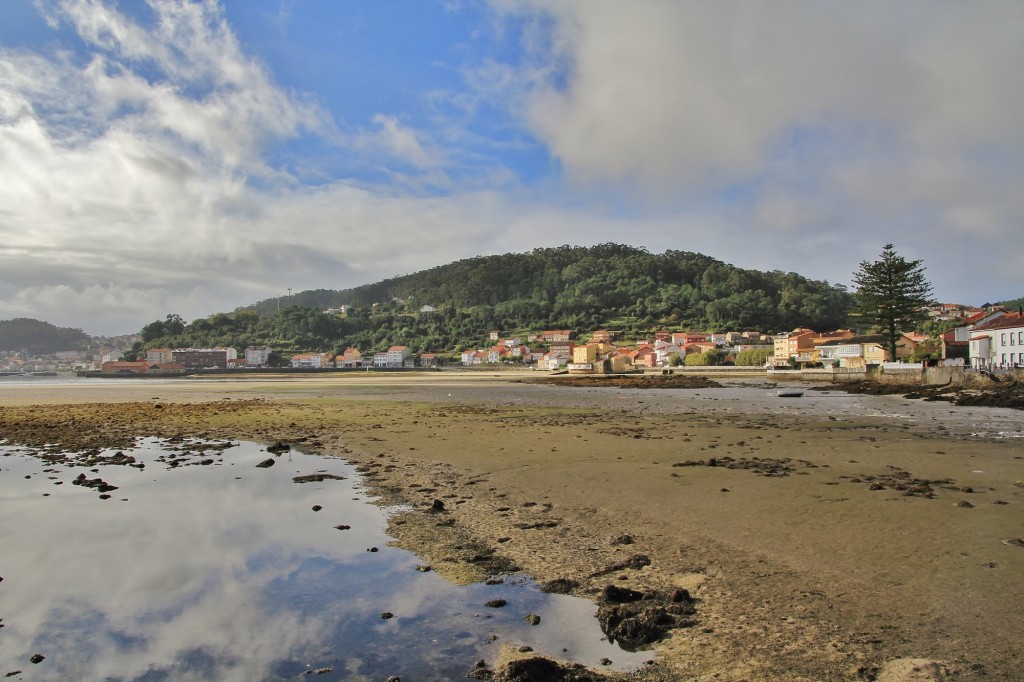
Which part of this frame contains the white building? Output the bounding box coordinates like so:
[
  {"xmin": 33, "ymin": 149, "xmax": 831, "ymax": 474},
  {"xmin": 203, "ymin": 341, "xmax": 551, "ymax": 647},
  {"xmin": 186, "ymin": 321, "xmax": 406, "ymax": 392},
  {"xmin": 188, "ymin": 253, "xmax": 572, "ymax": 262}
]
[
  {"xmin": 970, "ymin": 313, "xmax": 1024, "ymax": 370},
  {"xmin": 245, "ymin": 346, "xmax": 272, "ymax": 367},
  {"xmin": 290, "ymin": 353, "xmax": 331, "ymax": 368},
  {"xmin": 386, "ymin": 346, "xmax": 412, "ymax": 367},
  {"xmin": 146, "ymin": 348, "xmax": 174, "ymax": 364}
]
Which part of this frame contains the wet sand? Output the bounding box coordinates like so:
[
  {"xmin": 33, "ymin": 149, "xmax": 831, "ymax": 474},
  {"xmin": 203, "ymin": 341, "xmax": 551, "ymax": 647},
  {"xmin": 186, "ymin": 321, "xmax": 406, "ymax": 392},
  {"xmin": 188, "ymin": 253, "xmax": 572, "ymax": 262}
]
[{"xmin": 2, "ymin": 372, "xmax": 1023, "ymax": 680}]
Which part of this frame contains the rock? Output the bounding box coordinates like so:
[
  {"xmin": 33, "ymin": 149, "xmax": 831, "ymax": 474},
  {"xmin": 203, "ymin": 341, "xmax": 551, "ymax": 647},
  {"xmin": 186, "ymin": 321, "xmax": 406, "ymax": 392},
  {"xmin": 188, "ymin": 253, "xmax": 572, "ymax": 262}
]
[
  {"xmin": 610, "ymin": 534, "xmax": 633, "ymax": 546},
  {"xmin": 597, "ymin": 585, "xmax": 697, "ymax": 648},
  {"xmin": 590, "ymin": 554, "xmax": 651, "ymax": 578},
  {"xmin": 266, "ymin": 442, "xmax": 290, "ymax": 454},
  {"xmin": 255, "ymin": 458, "xmax": 275, "ymax": 468},
  {"xmin": 431, "ymin": 499, "xmax": 446, "ymax": 511},
  {"xmin": 540, "ymin": 578, "xmax": 578, "ymax": 594},
  {"xmin": 367, "ymin": 547, "xmax": 379, "ymax": 552},
  {"xmin": 485, "ymin": 599, "xmax": 507, "ymax": 608},
  {"xmin": 334, "ymin": 525, "xmax": 350, "ymax": 530},
  {"xmin": 293, "ymin": 473, "xmax": 346, "ymax": 483},
  {"xmin": 415, "ymin": 564, "xmax": 432, "ymax": 572},
  {"xmin": 956, "ymin": 500, "xmax": 974, "ymax": 508},
  {"xmin": 380, "ymin": 612, "xmax": 394, "ymax": 619},
  {"xmin": 524, "ymin": 614, "xmax": 541, "ymax": 625},
  {"xmin": 30, "ymin": 654, "xmax": 45, "ymax": 664},
  {"xmin": 602, "ymin": 584, "xmax": 644, "ymax": 603},
  {"xmin": 311, "ymin": 505, "xmax": 322, "ymax": 512},
  {"xmin": 489, "ymin": 654, "xmax": 611, "ymax": 682},
  {"xmin": 670, "ymin": 588, "xmax": 692, "ymax": 603}
]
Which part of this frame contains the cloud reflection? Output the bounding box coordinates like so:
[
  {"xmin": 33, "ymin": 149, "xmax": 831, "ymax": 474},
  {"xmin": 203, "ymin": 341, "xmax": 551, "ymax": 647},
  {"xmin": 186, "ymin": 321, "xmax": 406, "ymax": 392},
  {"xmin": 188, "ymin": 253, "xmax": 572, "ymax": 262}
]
[{"xmin": 0, "ymin": 440, "xmax": 643, "ymax": 680}]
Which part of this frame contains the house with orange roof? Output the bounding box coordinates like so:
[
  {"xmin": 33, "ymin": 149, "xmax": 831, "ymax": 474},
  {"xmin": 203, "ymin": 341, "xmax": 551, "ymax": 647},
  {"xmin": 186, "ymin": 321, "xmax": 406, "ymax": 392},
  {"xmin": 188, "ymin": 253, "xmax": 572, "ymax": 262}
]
[
  {"xmin": 629, "ymin": 345, "xmax": 657, "ymax": 369},
  {"xmin": 773, "ymin": 328, "xmax": 817, "ymax": 366},
  {"xmin": 291, "ymin": 353, "xmax": 332, "ymax": 368},
  {"xmin": 817, "ymin": 335, "xmax": 889, "ymax": 368},
  {"xmin": 386, "ymin": 346, "xmax": 412, "ymax": 368},
  {"xmin": 337, "ymin": 347, "xmax": 363, "ymax": 368},
  {"xmin": 539, "ymin": 330, "xmax": 574, "ymax": 343}
]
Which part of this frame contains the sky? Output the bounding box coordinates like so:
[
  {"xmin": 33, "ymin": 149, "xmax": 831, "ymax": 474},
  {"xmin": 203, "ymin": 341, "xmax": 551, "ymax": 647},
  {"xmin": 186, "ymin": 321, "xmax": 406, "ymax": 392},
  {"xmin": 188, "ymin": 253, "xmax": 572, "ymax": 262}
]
[{"xmin": 1, "ymin": 1, "xmax": 1021, "ymax": 336}]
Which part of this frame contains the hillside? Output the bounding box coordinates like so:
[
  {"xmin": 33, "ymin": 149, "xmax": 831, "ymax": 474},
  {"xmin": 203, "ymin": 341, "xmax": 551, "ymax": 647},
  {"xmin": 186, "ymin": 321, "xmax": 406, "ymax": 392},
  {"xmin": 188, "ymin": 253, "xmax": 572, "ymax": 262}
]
[
  {"xmin": 242, "ymin": 244, "xmax": 852, "ymax": 335},
  {"xmin": 0, "ymin": 318, "xmax": 90, "ymax": 354},
  {"xmin": 123, "ymin": 245, "xmax": 852, "ymax": 358}
]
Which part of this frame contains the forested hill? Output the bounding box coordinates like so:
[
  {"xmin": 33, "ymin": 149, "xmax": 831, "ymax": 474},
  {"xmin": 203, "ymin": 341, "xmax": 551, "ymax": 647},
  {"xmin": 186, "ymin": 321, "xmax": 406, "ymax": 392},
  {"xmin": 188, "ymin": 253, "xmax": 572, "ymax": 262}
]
[
  {"xmin": 244, "ymin": 244, "xmax": 852, "ymax": 334},
  {"xmin": 0, "ymin": 318, "xmax": 90, "ymax": 353}
]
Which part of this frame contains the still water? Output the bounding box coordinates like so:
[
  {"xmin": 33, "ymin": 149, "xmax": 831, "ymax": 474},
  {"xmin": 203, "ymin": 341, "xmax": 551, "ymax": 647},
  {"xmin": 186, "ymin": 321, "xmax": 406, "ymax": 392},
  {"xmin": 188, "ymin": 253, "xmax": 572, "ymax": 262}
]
[{"xmin": 0, "ymin": 439, "xmax": 650, "ymax": 681}]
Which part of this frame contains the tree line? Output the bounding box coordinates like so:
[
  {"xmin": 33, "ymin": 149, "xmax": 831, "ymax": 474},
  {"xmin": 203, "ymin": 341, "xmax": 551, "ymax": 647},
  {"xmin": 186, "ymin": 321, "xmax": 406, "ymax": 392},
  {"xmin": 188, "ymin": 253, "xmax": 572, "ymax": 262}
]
[{"xmin": 127, "ymin": 244, "xmax": 855, "ymax": 360}]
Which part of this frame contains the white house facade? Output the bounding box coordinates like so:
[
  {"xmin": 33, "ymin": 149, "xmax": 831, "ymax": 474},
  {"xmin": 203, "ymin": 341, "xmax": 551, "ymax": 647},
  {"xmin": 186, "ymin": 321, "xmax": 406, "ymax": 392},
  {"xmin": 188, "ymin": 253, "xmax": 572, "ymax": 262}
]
[{"xmin": 970, "ymin": 314, "xmax": 1024, "ymax": 370}]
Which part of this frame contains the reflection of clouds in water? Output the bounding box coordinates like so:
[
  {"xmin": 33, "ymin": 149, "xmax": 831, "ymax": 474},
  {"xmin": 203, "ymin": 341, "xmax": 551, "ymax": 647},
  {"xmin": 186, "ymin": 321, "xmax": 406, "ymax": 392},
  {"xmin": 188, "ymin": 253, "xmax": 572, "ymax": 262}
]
[
  {"xmin": 0, "ymin": 442, "xmax": 389, "ymax": 680},
  {"xmin": 1, "ymin": 439, "xmax": 665, "ymax": 679}
]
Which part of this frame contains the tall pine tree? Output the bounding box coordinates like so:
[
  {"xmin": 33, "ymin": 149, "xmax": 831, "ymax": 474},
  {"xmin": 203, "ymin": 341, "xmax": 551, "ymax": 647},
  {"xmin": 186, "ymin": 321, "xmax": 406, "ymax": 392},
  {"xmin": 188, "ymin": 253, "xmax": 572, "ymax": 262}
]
[{"xmin": 852, "ymin": 244, "xmax": 934, "ymax": 362}]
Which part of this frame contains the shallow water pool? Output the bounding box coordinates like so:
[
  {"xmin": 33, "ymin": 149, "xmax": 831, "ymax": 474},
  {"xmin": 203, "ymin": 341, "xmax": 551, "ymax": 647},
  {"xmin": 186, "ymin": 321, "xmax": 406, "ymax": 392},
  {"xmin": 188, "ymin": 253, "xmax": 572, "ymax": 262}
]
[{"xmin": 0, "ymin": 438, "xmax": 651, "ymax": 680}]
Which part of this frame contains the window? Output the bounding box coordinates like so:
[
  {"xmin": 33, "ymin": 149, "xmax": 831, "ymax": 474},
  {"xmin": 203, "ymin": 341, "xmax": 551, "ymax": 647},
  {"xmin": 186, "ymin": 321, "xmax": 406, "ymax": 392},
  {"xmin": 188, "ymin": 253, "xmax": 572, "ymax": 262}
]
[
  {"xmin": 1001, "ymin": 333, "xmax": 1006, "ymax": 345},
  {"xmin": 1019, "ymin": 331, "xmax": 1023, "ymax": 344}
]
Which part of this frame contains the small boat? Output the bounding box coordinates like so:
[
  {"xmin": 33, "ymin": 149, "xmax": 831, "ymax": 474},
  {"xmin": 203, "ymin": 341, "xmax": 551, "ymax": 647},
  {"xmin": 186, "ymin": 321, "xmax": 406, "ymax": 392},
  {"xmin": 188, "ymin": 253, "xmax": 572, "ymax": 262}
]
[{"xmin": 776, "ymin": 390, "xmax": 804, "ymax": 398}]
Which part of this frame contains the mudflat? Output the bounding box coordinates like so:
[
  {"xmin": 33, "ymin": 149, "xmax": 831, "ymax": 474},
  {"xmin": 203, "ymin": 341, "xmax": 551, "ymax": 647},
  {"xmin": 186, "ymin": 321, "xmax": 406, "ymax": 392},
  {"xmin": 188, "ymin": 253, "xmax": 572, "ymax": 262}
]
[{"xmin": 2, "ymin": 372, "xmax": 1022, "ymax": 680}]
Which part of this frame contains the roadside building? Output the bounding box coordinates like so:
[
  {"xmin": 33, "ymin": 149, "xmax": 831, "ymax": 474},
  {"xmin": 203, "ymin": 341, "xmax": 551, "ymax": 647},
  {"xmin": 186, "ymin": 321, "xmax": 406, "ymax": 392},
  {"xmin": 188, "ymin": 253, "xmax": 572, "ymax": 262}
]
[
  {"xmin": 386, "ymin": 346, "xmax": 412, "ymax": 368},
  {"xmin": 290, "ymin": 353, "xmax": 332, "ymax": 369},
  {"xmin": 146, "ymin": 348, "xmax": 174, "ymax": 364},
  {"xmin": 244, "ymin": 346, "xmax": 271, "ymax": 367},
  {"xmin": 172, "ymin": 348, "xmax": 228, "ymax": 370}
]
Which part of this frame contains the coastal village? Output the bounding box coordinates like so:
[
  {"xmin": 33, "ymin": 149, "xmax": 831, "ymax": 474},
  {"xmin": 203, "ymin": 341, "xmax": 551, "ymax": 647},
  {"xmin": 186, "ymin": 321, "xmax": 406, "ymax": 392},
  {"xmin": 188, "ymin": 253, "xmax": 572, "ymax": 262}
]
[{"xmin": 3, "ymin": 302, "xmax": 1022, "ymax": 377}]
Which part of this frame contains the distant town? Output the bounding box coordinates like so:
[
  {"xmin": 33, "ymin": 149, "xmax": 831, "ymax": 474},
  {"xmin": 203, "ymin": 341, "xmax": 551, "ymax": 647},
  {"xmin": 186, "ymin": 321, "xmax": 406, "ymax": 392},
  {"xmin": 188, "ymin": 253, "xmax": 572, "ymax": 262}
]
[{"xmin": 2, "ymin": 302, "xmax": 1021, "ymax": 377}]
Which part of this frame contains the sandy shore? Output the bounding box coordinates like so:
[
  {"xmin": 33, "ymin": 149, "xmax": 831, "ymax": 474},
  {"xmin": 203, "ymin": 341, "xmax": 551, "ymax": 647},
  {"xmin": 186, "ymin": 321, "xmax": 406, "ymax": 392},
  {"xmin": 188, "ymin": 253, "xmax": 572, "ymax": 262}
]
[{"xmin": 2, "ymin": 372, "xmax": 1022, "ymax": 680}]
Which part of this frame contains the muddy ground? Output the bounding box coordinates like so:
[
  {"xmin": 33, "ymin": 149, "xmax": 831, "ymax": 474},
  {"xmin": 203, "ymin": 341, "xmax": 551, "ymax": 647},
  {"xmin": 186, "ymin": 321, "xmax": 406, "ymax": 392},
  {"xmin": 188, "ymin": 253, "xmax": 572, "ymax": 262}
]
[{"xmin": 1, "ymin": 373, "xmax": 1023, "ymax": 680}]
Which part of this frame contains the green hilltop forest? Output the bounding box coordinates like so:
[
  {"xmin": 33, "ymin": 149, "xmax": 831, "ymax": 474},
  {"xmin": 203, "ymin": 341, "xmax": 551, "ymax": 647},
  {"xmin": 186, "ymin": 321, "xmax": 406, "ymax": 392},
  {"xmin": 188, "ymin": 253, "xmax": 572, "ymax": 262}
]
[
  {"xmin": 0, "ymin": 318, "xmax": 90, "ymax": 354},
  {"xmin": 130, "ymin": 244, "xmax": 853, "ymax": 358}
]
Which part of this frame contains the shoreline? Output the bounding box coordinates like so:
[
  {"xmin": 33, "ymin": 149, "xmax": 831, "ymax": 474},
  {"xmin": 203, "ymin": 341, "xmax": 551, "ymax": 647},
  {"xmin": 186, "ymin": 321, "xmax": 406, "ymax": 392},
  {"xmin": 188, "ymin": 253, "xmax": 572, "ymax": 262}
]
[{"xmin": 1, "ymin": 375, "xmax": 1022, "ymax": 680}]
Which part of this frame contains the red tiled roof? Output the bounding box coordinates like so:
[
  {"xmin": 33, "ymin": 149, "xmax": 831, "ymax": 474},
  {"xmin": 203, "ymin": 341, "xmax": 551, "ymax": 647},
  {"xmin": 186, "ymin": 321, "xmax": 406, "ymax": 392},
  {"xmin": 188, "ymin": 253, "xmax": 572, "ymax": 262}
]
[{"xmin": 971, "ymin": 312, "xmax": 1024, "ymax": 331}]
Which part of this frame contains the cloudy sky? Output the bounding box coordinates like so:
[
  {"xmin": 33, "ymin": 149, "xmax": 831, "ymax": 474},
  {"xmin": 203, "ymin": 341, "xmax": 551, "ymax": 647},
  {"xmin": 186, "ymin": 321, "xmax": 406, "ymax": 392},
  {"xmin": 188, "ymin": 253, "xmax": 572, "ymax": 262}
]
[{"xmin": 1, "ymin": 1, "xmax": 1021, "ymax": 336}]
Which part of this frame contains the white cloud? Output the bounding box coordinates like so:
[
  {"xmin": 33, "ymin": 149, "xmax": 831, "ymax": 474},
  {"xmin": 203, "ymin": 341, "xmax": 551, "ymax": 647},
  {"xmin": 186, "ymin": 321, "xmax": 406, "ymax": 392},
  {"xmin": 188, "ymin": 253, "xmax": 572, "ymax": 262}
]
[
  {"xmin": 480, "ymin": 0, "xmax": 1023, "ymax": 298},
  {"xmin": 1, "ymin": 0, "xmax": 1022, "ymax": 336}
]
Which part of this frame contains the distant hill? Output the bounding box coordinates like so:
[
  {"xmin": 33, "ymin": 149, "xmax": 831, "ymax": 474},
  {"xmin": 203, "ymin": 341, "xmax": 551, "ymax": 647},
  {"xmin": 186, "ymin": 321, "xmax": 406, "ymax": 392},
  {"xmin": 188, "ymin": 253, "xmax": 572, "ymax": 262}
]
[
  {"xmin": 0, "ymin": 318, "xmax": 90, "ymax": 354},
  {"xmin": 131, "ymin": 244, "xmax": 853, "ymax": 358},
  {"xmin": 241, "ymin": 244, "xmax": 853, "ymax": 334},
  {"xmin": 995, "ymin": 296, "xmax": 1024, "ymax": 312}
]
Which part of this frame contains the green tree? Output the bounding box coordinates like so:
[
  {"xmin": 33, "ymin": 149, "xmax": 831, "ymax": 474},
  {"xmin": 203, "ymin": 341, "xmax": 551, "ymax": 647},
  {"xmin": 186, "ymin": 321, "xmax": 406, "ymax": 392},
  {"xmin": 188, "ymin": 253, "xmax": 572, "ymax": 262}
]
[
  {"xmin": 735, "ymin": 347, "xmax": 773, "ymax": 366},
  {"xmin": 852, "ymin": 244, "xmax": 934, "ymax": 361}
]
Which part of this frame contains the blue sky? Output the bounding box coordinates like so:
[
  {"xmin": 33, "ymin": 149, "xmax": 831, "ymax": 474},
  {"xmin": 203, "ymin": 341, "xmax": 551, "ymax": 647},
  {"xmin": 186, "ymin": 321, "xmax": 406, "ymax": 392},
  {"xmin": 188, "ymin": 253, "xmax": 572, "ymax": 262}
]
[{"xmin": 1, "ymin": 0, "xmax": 1021, "ymax": 335}]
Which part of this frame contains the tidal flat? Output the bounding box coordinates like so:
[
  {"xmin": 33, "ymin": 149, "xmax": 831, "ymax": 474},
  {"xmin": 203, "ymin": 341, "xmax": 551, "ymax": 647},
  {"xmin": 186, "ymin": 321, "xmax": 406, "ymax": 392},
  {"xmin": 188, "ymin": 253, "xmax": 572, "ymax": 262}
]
[
  {"xmin": 1, "ymin": 372, "xmax": 1023, "ymax": 680},
  {"xmin": 0, "ymin": 437, "xmax": 648, "ymax": 680}
]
